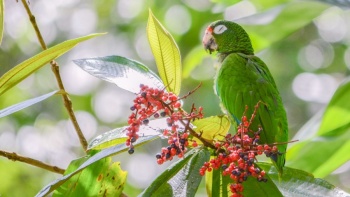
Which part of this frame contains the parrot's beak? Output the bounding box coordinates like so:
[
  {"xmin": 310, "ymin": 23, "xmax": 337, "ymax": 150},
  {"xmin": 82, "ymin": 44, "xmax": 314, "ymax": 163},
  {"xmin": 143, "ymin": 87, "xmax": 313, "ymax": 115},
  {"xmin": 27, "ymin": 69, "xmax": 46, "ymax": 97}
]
[{"xmin": 202, "ymin": 27, "xmax": 217, "ymax": 54}]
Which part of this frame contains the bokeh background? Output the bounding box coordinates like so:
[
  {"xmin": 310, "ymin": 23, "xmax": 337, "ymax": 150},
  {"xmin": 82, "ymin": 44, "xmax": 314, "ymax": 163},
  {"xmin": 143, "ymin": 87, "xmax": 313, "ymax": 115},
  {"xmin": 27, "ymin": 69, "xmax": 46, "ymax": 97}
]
[{"xmin": 1, "ymin": 0, "xmax": 350, "ymax": 196}]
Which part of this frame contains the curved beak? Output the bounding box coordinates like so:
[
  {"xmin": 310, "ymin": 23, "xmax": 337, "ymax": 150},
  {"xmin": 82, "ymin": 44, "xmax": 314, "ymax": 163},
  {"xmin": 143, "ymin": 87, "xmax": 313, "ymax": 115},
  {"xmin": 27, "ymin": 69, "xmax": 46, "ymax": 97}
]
[{"xmin": 202, "ymin": 27, "xmax": 217, "ymax": 54}]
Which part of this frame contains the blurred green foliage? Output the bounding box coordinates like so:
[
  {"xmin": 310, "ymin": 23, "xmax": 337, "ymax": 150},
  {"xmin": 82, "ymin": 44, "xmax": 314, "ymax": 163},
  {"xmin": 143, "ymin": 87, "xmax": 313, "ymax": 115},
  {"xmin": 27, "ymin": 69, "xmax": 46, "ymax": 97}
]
[{"xmin": 1, "ymin": 0, "xmax": 350, "ymax": 196}]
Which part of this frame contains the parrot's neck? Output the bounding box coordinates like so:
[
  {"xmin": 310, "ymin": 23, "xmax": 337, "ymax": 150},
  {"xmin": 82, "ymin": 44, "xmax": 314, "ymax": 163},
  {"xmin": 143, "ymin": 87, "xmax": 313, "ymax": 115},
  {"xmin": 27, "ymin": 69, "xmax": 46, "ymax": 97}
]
[
  {"xmin": 216, "ymin": 30, "xmax": 255, "ymax": 62},
  {"xmin": 217, "ymin": 51, "xmax": 254, "ymax": 63},
  {"xmin": 217, "ymin": 53, "xmax": 229, "ymax": 63}
]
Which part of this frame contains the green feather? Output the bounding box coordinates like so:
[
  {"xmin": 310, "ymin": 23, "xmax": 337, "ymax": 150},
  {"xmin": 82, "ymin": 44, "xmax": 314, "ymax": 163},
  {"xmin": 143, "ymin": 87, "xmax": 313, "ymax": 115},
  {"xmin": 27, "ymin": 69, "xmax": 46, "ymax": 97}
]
[
  {"xmin": 216, "ymin": 52, "xmax": 288, "ymax": 175},
  {"xmin": 205, "ymin": 20, "xmax": 288, "ymax": 175}
]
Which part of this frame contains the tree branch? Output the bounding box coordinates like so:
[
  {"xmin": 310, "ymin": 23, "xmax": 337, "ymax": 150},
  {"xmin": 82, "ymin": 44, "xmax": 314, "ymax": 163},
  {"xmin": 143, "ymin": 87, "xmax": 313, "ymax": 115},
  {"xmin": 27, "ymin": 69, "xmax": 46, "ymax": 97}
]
[
  {"xmin": 0, "ymin": 150, "xmax": 65, "ymax": 174},
  {"xmin": 20, "ymin": 0, "xmax": 88, "ymax": 151}
]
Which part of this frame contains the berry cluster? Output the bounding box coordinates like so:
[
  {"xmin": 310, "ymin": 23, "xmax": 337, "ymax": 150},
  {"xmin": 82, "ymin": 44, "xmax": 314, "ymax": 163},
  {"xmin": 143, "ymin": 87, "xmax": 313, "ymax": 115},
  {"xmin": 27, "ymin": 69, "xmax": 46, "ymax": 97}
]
[
  {"xmin": 156, "ymin": 104, "xmax": 203, "ymax": 164},
  {"xmin": 199, "ymin": 105, "xmax": 279, "ymax": 197},
  {"xmin": 126, "ymin": 84, "xmax": 203, "ymax": 161}
]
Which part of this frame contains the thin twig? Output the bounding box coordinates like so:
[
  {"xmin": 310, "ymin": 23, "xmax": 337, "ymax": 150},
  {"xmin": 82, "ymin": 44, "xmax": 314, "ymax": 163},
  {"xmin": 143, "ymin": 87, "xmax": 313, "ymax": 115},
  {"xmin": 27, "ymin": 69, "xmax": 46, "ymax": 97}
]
[
  {"xmin": 178, "ymin": 82, "xmax": 202, "ymax": 100},
  {"xmin": 180, "ymin": 119, "xmax": 216, "ymax": 149},
  {"xmin": 20, "ymin": 0, "xmax": 88, "ymax": 151},
  {"xmin": 0, "ymin": 150, "xmax": 65, "ymax": 174}
]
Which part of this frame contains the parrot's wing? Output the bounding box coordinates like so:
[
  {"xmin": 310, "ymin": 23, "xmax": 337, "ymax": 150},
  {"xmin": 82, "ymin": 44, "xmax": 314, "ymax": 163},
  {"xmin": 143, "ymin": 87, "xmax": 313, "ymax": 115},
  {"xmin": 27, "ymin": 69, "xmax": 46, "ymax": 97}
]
[
  {"xmin": 216, "ymin": 53, "xmax": 288, "ymax": 175},
  {"xmin": 250, "ymin": 56, "xmax": 288, "ymax": 175}
]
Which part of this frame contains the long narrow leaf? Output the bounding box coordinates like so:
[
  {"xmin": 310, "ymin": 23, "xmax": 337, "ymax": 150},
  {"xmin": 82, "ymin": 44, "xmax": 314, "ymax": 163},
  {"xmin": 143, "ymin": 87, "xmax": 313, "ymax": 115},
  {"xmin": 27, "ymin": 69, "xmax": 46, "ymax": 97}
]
[
  {"xmin": 205, "ymin": 156, "xmax": 232, "ymax": 197},
  {"xmin": 139, "ymin": 148, "xmax": 210, "ymax": 197},
  {"xmin": 287, "ymin": 78, "xmax": 350, "ymax": 177},
  {"xmin": 0, "ymin": 90, "xmax": 59, "ymax": 118},
  {"xmin": 0, "ymin": 33, "xmax": 105, "ymax": 97},
  {"xmin": 73, "ymin": 56, "xmax": 164, "ymax": 94},
  {"xmin": 205, "ymin": 161, "xmax": 282, "ymax": 197},
  {"xmin": 259, "ymin": 163, "xmax": 350, "ymax": 197},
  {"xmin": 147, "ymin": 9, "xmax": 182, "ymax": 95}
]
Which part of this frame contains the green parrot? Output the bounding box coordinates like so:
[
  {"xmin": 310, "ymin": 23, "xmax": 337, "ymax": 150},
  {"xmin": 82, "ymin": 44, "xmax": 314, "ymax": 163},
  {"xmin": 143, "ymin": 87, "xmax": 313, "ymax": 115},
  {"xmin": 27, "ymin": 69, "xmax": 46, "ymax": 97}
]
[{"xmin": 202, "ymin": 20, "xmax": 288, "ymax": 175}]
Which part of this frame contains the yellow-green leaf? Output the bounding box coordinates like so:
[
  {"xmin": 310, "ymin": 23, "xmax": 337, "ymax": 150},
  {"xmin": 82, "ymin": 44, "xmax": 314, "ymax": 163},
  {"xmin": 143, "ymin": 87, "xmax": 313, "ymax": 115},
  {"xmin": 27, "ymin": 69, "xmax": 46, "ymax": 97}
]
[
  {"xmin": 147, "ymin": 9, "xmax": 181, "ymax": 95},
  {"xmin": 53, "ymin": 157, "xmax": 126, "ymax": 197},
  {"xmin": 192, "ymin": 115, "xmax": 231, "ymax": 144},
  {"xmin": 0, "ymin": 0, "xmax": 3, "ymax": 45},
  {"xmin": 0, "ymin": 33, "xmax": 105, "ymax": 97}
]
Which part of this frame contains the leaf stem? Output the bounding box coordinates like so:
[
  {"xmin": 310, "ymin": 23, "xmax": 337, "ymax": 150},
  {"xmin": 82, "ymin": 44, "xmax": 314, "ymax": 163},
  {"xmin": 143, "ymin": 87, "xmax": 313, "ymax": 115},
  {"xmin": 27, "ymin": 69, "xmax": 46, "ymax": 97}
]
[
  {"xmin": 179, "ymin": 119, "xmax": 216, "ymax": 149},
  {"xmin": 20, "ymin": 0, "xmax": 88, "ymax": 151},
  {"xmin": 0, "ymin": 150, "xmax": 65, "ymax": 174}
]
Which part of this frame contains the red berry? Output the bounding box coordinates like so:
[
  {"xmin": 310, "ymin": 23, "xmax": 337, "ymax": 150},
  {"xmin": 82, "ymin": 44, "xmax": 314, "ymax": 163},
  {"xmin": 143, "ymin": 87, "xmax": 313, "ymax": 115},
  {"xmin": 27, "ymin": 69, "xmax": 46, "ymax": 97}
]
[{"xmin": 157, "ymin": 159, "xmax": 164, "ymax": 165}]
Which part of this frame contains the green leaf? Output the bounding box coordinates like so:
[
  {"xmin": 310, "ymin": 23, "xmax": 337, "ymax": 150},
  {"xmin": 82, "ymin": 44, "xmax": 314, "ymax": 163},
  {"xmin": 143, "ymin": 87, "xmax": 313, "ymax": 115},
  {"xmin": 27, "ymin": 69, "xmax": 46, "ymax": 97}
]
[
  {"xmin": 259, "ymin": 162, "xmax": 350, "ymax": 197},
  {"xmin": 0, "ymin": 90, "xmax": 59, "ymax": 118},
  {"xmin": 139, "ymin": 148, "xmax": 210, "ymax": 197},
  {"xmin": 205, "ymin": 156, "xmax": 232, "ymax": 197},
  {"xmin": 317, "ymin": 78, "xmax": 350, "ymax": 136},
  {"xmin": 147, "ymin": 9, "xmax": 182, "ymax": 95},
  {"xmin": 287, "ymin": 78, "xmax": 350, "ymax": 178},
  {"xmin": 88, "ymin": 119, "xmax": 167, "ymax": 150},
  {"xmin": 0, "ymin": 33, "xmax": 105, "ymax": 97},
  {"xmin": 53, "ymin": 157, "xmax": 126, "ymax": 197},
  {"xmin": 74, "ymin": 55, "xmax": 164, "ymax": 94},
  {"xmin": 238, "ymin": 1, "xmax": 330, "ymax": 52},
  {"xmin": 192, "ymin": 115, "xmax": 231, "ymax": 144},
  {"xmin": 205, "ymin": 161, "xmax": 282, "ymax": 197},
  {"xmin": 243, "ymin": 164, "xmax": 282, "ymax": 197},
  {"xmin": 0, "ymin": 0, "xmax": 4, "ymax": 45},
  {"xmin": 36, "ymin": 136, "xmax": 158, "ymax": 196}
]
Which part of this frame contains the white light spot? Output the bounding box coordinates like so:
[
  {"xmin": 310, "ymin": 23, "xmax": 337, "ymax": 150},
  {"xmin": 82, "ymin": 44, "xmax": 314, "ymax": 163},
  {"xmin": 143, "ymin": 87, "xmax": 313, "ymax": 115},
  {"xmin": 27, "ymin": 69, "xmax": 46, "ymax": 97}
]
[
  {"xmin": 134, "ymin": 30, "xmax": 154, "ymax": 61},
  {"xmin": 304, "ymin": 45, "xmax": 324, "ymax": 70},
  {"xmin": 0, "ymin": 131, "xmax": 16, "ymax": 150},
  {"xmin": 61, "ymin": 62, "xmax": 100, "ymax": 95},
  {"xmin": 5, "ymin": 2, "xmax": 28, "ymax": 40},
  {"xmin": 190, "ymin": 57, "xmax": 216, "ymax": 80},
  {"xmin": 183, "ymin": 0, "xmax": 212, "ymax": 11},
  {"xmin": 70, "ymin": 8, "xmax": 97, "ymax": 35},
  {"xmin": 314, "ymin": 8, "xmax": 347, "ymax": 43},
  {"xmin": 165, "ymin": 5, "xmax": 192, "ymax": 35},
  {"xmin": 92, "ymin": 86, "xmax": 134, "ymax": 123},
  {"xmin": 125, "ymin": 153, "xmax": 157, "ymax": 188},
  {"xmin": 16, "ymin": 126, "xmax": 45, "ymax": 161},
  {"xmin": 332, "ymin": 160, "xmax": 350, "ymax": 174},
  {"xmin": 117, "ymin": 0, "xmax": 144, "ymax": 20},
  {"xmin": 71, "ymin": 111, "xmax": 98, "ymax": 140},
  {"xmin": 213, "ymin": 25, "xmax": 227, "ymax": 35},
  {"xmin": 224, "ymin": 1, "xmax": 256, "ymax": 21},
  {"xmin": 297, "ymin": 40, "xmax": 334, "ymax": 71},
  {"xmin": 292, "ymin": 73, "xmax": 338, "ymax": 103}
]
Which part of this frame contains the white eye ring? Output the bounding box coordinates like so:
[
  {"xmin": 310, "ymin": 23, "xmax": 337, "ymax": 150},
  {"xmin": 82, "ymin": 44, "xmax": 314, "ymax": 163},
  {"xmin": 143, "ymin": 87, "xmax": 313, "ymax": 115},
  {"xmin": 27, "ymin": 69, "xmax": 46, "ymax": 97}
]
[{"xmin": 213, "ymin": 25, "xmax": 227, "ymax": 34}]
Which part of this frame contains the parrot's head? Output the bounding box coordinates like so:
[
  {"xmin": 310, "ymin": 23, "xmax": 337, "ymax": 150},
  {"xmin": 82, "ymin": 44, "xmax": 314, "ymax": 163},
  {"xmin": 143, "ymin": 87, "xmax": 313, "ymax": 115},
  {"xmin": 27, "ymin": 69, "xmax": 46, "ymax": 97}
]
[{"xmin": 202, "ymin": 20, "xmax": 254, "ymax": 55}]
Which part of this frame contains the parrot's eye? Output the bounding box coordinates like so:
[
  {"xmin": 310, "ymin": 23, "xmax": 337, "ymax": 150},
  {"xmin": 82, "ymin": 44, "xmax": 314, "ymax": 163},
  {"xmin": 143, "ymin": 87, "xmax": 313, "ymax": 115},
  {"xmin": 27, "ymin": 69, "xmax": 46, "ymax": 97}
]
[{"xmin": 213, "ymin": 24, "xmax": 227, "ymax": 34}]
